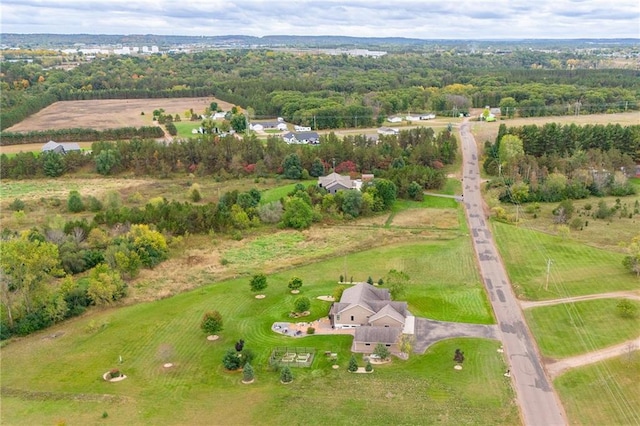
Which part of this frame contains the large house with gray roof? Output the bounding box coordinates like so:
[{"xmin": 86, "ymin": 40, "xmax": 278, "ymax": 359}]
[
  {"xmin": 329, "ymin": 283, "xmax": 413, "ymax": 353},
  {"xmin": 41, "ymin": 140, "xmax": 81, "ymax": 154}
]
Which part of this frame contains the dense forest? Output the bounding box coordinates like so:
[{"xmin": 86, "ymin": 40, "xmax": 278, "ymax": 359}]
[{"xmin": 2, "ymin": 49, "xmax": 639, "ymax": 131}]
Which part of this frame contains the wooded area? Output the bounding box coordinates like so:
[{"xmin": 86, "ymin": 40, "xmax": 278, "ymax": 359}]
[{"xmin": 2, "ymin": 49, "xmax": 638, "ymax": 131}]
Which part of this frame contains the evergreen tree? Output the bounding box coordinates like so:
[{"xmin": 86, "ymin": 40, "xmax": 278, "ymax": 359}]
[
  {"xmin": 42, "ymin": 151, "xmax": 65, "ymax": 177},
  {"xmin": 280, "ymin": 365, "xmax": 293, "ymax": 383},
  {"xmin": 242, "ymin": 362, "xmax": 255, "ymax": 382},
  {"xmin": 348, "ymin": 354, "xmax": 359, "ymax": 372}
]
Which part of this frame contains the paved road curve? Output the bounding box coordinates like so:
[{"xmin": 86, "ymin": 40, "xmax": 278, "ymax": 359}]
[{"xmin": 459, "ymin": 120, "xmax": 567, "ymax": 426}]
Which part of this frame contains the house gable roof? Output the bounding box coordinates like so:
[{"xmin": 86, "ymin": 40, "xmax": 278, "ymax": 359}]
[
  {"xmin": 354, "ymin": 326, "xmax": 401, "ymax": 344},
  {"xmin": 368, "ymin": 303, "xmax": 405, "ymax": 324},
  {"xmin": 318, "ymin": 172, "xmax": 354, "ymax": 190}
]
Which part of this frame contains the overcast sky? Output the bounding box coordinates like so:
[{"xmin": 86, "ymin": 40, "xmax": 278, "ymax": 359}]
[{"xmin": 1, "ymin": 0, "xmax": 639, "ymax": 39}]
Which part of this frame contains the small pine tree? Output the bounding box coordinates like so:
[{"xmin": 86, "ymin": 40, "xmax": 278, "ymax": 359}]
[
  {"xmin": 348, "ymin": 354, "xmax": 359, "ymax": 372},
  {"xmin": 280, "ymin": 365, "xmax": 293, "ymax": 383},
  {"xmin": 367, "ymin": 276, "xmax": 374, "ymax": 285},
  {"xmin": 67, "ymin": 190, "xmax": 85, "ymax": 213},
  {"xmin": 365, "ymin": 361, "xmax": 373, "ymax": 372},
  {"xmin": 339, "ymin": 275, "xmax": 344, "ymax": 283},
  {"xmin": 243, "ymin": 362, "xmax": 255, "ymax": 382}
]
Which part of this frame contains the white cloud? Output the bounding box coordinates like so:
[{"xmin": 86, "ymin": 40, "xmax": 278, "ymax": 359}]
[{"xmin": 1, "ymin": 0, "xmax": 639, "ymax": 38}]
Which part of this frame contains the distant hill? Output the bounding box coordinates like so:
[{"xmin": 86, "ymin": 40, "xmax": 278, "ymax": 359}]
[{"xmin": 1, "ymin": 33, "xmax": 638, "ymax": 50}]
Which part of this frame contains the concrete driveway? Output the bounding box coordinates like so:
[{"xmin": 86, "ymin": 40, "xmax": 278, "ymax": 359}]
[{"xmin": 413, "ymin": 318, "xmax": 499, "ymax": 354}]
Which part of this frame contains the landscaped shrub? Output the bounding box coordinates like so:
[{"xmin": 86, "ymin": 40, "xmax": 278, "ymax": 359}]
[
  {"xmin": 288, "ymin": 276, "xmax": 303, "ymax": 292},
  {"xmin": 365, "ymin": 361, "xmax": 373, "ymax": 372},
  {"xmin": 294, "ymin": 296, "xmax": 311, "ymax": 313},
  {"xmin": 250, "ymin": 273, "xmax": 268, "ymax": 292},
  {"xmin": 222, "ymin": 348, "xmax": 242, "ymax": 370},
  {"xmin": 200, "ymin": 310, "xmax": 223, "ymax": 335},
  {"xmin": 348, "ymin": 355, "xmax": 359, "ymax": 372},
  {"xmin": 373, "ymin": 343, "xmax": 390, "ymax": 360},
  {"xmin": 109, "ymin": 369, "xmax": 121, "ymax": 378},
  {"xmin": 306, "ymin": 327, "xmax": 315, "ymax": 335},
  {"xmin": 242, "ymin": 362, "xmax": 255, "ymax": 382},
  {"xmin": 239, "ymin": 348, "xmax": 254, "ymax": 367},
  {"xmin": 280, "ymin": 365, "xmax": 293, "ymax": 383}
]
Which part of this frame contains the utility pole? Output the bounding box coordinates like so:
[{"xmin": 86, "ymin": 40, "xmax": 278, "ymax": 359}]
[
  {"xmin": 545, "ymin": 259, "xmax": 552, "ymax": 291},
  {"xmin": 354, "ymin": 115, "xmax": 358, "ymax": 128},
  {"xmin": 313, "ymin": 115, "xmax": 316, "ymax": 130}
]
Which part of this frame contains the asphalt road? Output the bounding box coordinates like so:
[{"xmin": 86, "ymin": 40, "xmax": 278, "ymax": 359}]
[{"xmin": 459, "ymin": 120, "xmax": 567, "ymax": 426}]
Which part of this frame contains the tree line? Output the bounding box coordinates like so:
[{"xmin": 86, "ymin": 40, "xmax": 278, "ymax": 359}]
[
  {"xmin": 0, "ymin": 126, "xmax": 164, "ymax": 146},
  {"xmin": 2, "ymin": 50, "xmax": 638, "ymax": 131},
  {"xmin": 1, "ymin": 127, "xmax": 456, "ymax": 183}
]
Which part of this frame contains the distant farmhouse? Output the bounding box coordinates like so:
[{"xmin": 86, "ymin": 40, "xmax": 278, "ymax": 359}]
[
  {"xmin": 282, "ymin": 131, "xmax": 320, "ymax": 145},
  {"xmin": 329, "ymin": 283, "xmax": 414, "ymax": 354},
  {"xmin": 41, "ymin": 140, "xmax": 81, "ymax": 154}
]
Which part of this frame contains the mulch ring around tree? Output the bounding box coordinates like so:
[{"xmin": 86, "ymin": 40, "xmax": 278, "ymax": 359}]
[
  {"xmin": 103, "ymin": 371, "xmax": 127, "ymax": 382},
  {"xmin": 207, "ymin": 334, "xmax": 220, "ymax": 341}
]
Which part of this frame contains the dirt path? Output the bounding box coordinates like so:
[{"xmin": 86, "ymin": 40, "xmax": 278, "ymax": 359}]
[
  {"xmin": 520, "ymin": 291, "xmax": 640, "ymax": 309},
  {"xmin": 546, "ymin": 337, "xmax": 640, "ymax": 379}
]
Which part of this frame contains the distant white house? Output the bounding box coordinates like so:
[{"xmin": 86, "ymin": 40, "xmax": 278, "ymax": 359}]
[
  {"xmin": 294, "ymin": 125, "xmax": 311, "ymax": 132},
  {"xmin": 406, "ymin": 113, "xmax": 436, "ymax": 121},
  {"xmin": 212, "ymin": 111, "xmax": 227, "ymax": 120},
  {"xmin": 387, "ymin": 116, "xmax": 403, "ymax": 123},
  {"xmin": 282, "ymin": 131, "xmax": 320, "ymax": 145},
  {"xmin": 41, "ymin": 140, "xmax": 81, "ymax": 154},
  {"xmin": 377, "ymin": 127, "xmax": 399, "ymax": 135},
  {"xmin": 251, "ymin": 121, "xmax": 288, "ymax": 132}
]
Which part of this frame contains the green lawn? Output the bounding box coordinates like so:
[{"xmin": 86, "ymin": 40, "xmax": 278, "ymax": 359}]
[
  {"xmin": 525, "ymin": 299, "xmax": 640, "ymax": 358},
  {"xmin": 492, "ymin": 221, "xmax": 640, "ymax": 300},
  {"xmin": 555, "ymin": 353, "xmax": 640, "ymax": 425},
  {"xmin": 1, "ymin": 241, "xmax": 510, "ymax": 425},
  {"xmin": 172, "ymin": 121, "xmax": 204, "ymax": 138},
  {"xmin": 259, "ymin": 180, "xmax": 316, "ymax": 204}
]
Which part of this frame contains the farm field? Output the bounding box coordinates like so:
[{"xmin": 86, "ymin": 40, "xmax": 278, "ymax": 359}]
[
  {"xmin": 469, "ymin": 111, "xmax": 640, "ymax": 145},
  {"xmin": 525, "ymin": 299, "xmax": 640, "ymax": 358},
  {"xmin": 492, "ymin": 222, "xmax": 640, "ymax": 301},
  {"xmin": 3, "ymin": 97, "xmax": 235, "ymax": 133},
  {"xmin": 554, "ymin": 354, "xmax": 640, "ymax": 425},
  {"xmin": 0, "ymin": 239, "xmax": 512, "ymax": 425}
]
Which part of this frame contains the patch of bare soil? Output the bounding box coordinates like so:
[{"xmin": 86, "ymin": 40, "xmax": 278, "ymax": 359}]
[
  {"xmin": 391, "ymin": 208, "xmax": 459, "ymax": 228},
  {"xmin": 5, "ymin": 97, "xmax": 236, "ymax": 133}
]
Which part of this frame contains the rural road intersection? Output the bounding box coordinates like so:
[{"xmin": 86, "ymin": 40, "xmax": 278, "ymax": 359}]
[{"xmin": 459, "ymin": 120, "xmax": 567, "ymax": 426}]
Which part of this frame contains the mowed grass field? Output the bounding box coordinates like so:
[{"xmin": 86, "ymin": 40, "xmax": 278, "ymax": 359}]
[
  {"xmin": 492, "ymin": 222, "xmax": 640, "ymax": 301},
  {"xmin": 1, "ymin": 238, "xmax": 513, "ymax": 426},
  {"xmin": 554, "ymin": 353, "xmax": 640, "ymax": 426},
  {"xmin": 524, "ymin": 299, "xmax": 640, "ymax": 358}
]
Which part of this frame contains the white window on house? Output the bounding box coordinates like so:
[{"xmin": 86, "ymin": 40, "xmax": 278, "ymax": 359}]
[{"xmin": 336, "ymin": 315, "xmax": 340, "ymax": 321}]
